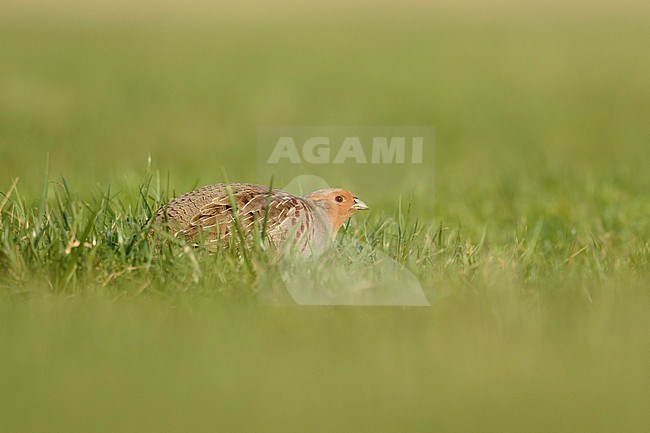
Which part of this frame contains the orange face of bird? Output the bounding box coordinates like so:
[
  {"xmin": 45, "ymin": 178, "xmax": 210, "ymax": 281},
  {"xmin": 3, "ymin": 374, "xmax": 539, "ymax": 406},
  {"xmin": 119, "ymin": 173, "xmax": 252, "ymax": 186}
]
[{"xmin": 305, "ymin": 188, "xmax": 369, "ymax": 234}]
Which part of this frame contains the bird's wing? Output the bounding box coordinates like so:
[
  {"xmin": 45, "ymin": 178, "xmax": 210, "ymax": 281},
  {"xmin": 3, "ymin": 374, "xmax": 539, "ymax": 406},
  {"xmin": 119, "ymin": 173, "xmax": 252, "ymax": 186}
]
[{"xmin": 176, "ymin": 184, "xmax": 314, "ymax": 247}]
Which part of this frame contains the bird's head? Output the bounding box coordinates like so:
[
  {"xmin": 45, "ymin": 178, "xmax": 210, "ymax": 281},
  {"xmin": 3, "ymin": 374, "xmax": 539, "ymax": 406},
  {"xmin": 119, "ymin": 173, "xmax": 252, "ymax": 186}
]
[{"xmin": 304, "ymin": 188, "xmax": 369, "ymax": 235}]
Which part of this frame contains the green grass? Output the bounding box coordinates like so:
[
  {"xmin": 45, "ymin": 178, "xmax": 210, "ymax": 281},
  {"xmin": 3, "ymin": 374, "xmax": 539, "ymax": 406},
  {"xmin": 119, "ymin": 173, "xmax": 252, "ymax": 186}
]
[{"xmin": 2, "ymin": 6, "xmax": 650, "ymax": 432}]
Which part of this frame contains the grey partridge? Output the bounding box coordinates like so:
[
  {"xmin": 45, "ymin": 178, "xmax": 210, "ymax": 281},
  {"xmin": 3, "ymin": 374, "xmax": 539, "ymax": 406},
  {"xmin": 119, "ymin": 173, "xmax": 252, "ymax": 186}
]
[{"xmin": 155, "ymin": 183, "xmax": 368, "ymax": 256}]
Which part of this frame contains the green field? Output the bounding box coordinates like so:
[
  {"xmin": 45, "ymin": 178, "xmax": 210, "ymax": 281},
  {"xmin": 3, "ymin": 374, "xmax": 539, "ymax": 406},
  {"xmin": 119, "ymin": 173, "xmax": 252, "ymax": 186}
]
[{"xmin": 2, "ymin": 3, "xmax": 650, "ymax": 432}]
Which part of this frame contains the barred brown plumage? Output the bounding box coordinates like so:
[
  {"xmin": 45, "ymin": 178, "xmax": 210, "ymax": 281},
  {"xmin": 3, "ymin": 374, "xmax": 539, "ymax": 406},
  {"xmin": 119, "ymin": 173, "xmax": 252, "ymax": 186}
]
[{"xmin": 155, "ymin": 183, "xmax": 368, "ymax": 256}]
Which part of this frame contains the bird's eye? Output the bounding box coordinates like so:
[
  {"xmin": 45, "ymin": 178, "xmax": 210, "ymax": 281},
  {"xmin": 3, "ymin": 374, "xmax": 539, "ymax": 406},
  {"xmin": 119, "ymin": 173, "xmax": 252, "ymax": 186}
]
[{"xmin": 335, "ymin": 195, "xmax": 344, "ymax": 203}]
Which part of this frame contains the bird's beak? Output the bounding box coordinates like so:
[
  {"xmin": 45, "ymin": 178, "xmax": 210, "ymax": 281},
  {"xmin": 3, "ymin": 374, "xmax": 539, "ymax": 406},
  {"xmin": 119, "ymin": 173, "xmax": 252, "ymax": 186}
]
[{"xmin": 352, "ymin": 197, "xmax": 369, "ymax": 211}]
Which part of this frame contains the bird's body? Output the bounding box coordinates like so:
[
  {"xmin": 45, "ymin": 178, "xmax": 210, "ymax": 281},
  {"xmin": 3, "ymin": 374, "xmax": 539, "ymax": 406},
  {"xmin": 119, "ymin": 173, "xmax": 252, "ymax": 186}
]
[{"xmin": 155, "ymin": 183, "xmax": 368, "ymax": 256}]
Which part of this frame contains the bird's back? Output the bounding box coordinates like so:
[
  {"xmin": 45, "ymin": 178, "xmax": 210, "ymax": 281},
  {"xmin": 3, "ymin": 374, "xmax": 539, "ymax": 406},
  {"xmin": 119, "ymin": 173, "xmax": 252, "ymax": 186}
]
[{"xmin": 155, "ymin": 183, "xmax": 331, "ymax": 254}]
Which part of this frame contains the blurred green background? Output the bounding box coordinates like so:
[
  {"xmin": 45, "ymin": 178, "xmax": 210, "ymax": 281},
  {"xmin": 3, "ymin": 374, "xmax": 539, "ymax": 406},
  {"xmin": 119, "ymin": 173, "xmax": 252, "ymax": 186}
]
[{"xmin": 1, "ymin": 1, "xmax": 650, "ymax": 432}]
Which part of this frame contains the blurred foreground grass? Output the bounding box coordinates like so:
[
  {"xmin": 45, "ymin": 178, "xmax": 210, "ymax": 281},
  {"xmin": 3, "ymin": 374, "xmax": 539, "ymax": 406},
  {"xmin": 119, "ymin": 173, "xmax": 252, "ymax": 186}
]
[{"xmin": 1, "ymin": 4, "xmax": 650, "ymax": 432}]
